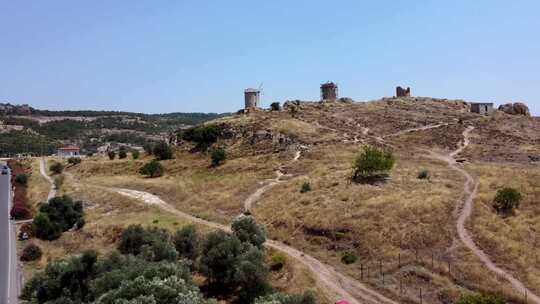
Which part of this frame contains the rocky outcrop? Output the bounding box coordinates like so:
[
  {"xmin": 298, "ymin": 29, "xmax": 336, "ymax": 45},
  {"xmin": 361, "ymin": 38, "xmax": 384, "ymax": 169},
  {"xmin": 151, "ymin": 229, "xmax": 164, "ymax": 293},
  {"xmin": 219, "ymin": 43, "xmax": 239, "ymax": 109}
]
[{"xmin": 498, "ymin": 102, "xmax": 531, "ymax": 116}]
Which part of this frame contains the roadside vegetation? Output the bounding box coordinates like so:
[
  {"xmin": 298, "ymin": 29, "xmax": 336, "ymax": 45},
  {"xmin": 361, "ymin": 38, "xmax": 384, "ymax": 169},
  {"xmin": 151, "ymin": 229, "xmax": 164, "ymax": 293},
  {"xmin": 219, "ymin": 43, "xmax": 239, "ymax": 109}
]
[
  {"xmin": 22, "ymin": 216, "xmax": 314, "ymax": 304},
  {"xmin": 8, "ymin": 160, "xmax": 32, "ymax": 219},
  {"xmin": 33, "ymin": 195, "xmax": 85, "ymax": 240}
]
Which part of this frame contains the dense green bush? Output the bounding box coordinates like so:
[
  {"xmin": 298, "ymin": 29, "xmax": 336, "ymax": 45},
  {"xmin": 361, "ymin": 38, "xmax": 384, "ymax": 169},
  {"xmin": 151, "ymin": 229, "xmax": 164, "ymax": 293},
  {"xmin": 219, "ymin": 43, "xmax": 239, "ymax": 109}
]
[
  {"xmin": 15, "ymin": 173, "xmax": 28, "ymax": 185},
  {"xmin": 34, "ymin": 195, "xmax": 84, "ymax": 240},
  {"xmin": 118, "ymin": 225, "xmax": 178, "ymax": 262},
  {"xmin": 341, "ymin": 252, "xmax": 358, "ymax": 264},
  {"xmin": 139, "ymin": 159, "xmax": 164, "ymax": 178},
  {"xmin": 493, "ymin": 187, "xmax": 522, "ymax": 214},
  {"xmin": 181, "ymin": 124, "xmax": 221, "ymax": 150},
  {"xmin": 143, "ymin": 143, "xmax": 154, "ymax": 155},
  {"xmin": 417, "ymin": 170, "xmax": 429, "ymax": 179},
  {"xmin": 153, "ymin": 141, "xmax": 173, "ymax": 160},
  {"xmin": 270, "ymin": 102, "xmax": 281, "ymax": 111},
  {"xmin": 199, "ymin": 230, "xmax": 270, "ymax": 303},
  {"xmin": 351, "ymin": 146, "xmax": 395, "ymax": 182},
  {"xmin": 232, "ymin": 216, "xmax": 266, "ymax": 249},
  {"xmin": 107, "ymin": 151, "xmax": 116, "ymax": 160},
  {"xmin": 49, "ymin": 162, "xmax": 64, "ymax": 174},
  {"xmin": 68, "ymin": 157, "xmax": 82, "ymax": 165},
  {"xmin": 300, "ymin": 182, "xmax": 311, "ymax": 193},
  {"xmin": 174, "ymin": 225, "xmax": 198, "ymax": 261},
  {"xmin": 132, "ymin": 150, "xmax": 140, "ymax": 159},
  {"xmin": 20, "ymin": 243, "xmax": 42, "ymax": 261},
  {"xmin": 456, "ymin": 293, "xmax": 504, "ymax": 304},
  {"xmin": 54, "ymin": 175, "xmax": 64, "ymax": 190},
  {"xmin": 118, "ymin": 147, "xmax": 127, "ymax": 159},
  {"xmin": 210, "ymin": 147, "xmax": 226, "ymax": 167}
]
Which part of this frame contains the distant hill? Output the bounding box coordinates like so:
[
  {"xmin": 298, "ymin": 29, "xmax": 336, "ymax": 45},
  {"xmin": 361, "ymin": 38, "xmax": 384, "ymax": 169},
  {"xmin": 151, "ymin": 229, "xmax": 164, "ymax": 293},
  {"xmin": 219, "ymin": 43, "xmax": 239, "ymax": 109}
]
[{"xmin": 0, "ymin": 102, "xmax": 225, "ymax": 156}]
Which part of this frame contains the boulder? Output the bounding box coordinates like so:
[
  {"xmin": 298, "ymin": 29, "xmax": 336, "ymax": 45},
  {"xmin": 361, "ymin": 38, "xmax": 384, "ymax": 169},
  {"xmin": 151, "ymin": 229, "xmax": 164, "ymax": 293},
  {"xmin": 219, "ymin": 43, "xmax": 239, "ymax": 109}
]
[{"xmin": 498, "ymin": 102, "xmax": 531, "ymax": 116}]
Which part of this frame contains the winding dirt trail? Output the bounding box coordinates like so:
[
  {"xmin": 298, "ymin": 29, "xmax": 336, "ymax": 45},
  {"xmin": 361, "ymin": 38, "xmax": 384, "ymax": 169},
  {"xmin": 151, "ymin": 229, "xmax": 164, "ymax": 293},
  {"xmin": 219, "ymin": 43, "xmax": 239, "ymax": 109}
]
[
  {"xmin": 429, "ymin": 126, "xmax": 540, "ymax": 304},
  {"xmin": 39, "ymin": 158, "xmax": 56, "ymax": 200},
  {"xmin": 244, "ymin": 150, "xmax": 300, "ymax": 212}
]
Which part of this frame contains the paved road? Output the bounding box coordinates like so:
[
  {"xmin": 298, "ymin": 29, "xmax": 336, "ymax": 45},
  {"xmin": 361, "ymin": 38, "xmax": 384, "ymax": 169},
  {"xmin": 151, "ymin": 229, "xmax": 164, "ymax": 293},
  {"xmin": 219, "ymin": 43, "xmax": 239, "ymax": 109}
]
[{"xmin": 1, "ymin": 163, "xmax": 19, "ymax": 304}]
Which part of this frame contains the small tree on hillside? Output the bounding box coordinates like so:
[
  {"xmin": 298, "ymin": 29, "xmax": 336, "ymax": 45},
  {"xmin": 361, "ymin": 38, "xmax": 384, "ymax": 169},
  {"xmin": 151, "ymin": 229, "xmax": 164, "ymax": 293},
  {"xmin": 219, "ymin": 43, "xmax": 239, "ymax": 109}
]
[
  {"xmin": 210, "ymin": 147, "xmax": 226, "ymax": 167},
  {"xmin": 173, "ymin": 225, "xmax": 198, "ymax": 261},
  {"xmin": 351, "ymin": 146, "xmax": 395, "ymax": 182},
  {"xmin": 493, "ymin": 187, "xmax": 522, "ymax": 214},
  {"xmin": 107, "ymin": 151, "xmax": 116, "ymax": 160},
  {"xmin": 118, "ymin": 147, "xmax": 127, "ymax": 159},
  {"xmin": 232, "ymin": 216, "xmax": 266, "ymax": 249},
  {"xmin": 132, "ymin": 150, "xmax": 140, "ymax": 159},
  {"xmin": 139, "ymin": 160, "xmax": 164, "ymax": 178},
  {"xmin": 49, "ymin": 162, "xmax": 64, "ymax": 174},
  {"xmin": 153, "ymin": 141, "xmax": 173, "ymax": 160},
  {"xmin": 143, "ymin": 143, "xmax": 154, "ymax": 155}
]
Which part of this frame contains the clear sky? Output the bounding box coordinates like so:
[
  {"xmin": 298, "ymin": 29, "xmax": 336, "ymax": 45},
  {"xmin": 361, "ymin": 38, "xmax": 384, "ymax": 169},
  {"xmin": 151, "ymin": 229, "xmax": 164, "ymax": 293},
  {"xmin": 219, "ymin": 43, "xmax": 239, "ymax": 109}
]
[{"xmin": 1, "ymin": 1, "xmax": 539, "ymax": 114}]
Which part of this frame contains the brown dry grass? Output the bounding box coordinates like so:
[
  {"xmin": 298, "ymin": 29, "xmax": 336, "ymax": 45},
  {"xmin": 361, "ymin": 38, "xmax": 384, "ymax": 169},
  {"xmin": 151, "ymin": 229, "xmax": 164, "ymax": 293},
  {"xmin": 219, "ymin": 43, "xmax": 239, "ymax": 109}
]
[
  {"xmin": 466, "ymin": 162, "xmax": 540, "ymax": 295},
  {"xmin": 26, "ymin": 158, "xmax": 50, "ymax": 207}
]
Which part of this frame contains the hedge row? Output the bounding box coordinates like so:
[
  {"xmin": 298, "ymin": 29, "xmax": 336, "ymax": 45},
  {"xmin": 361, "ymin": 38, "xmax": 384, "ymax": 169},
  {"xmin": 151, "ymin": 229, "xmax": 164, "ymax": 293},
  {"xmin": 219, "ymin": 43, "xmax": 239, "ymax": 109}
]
[{"xmin": 8, "ymin": 160, "xmax": 32, "ymax": 220}]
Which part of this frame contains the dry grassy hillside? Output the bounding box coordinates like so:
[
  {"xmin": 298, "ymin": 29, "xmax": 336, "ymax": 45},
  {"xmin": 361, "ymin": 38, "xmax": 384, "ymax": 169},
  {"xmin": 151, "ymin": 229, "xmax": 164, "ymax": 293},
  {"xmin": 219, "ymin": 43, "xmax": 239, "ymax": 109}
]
[{"xmin": 65, "ymin": 97, "xmax": 540, "ymax": 303}]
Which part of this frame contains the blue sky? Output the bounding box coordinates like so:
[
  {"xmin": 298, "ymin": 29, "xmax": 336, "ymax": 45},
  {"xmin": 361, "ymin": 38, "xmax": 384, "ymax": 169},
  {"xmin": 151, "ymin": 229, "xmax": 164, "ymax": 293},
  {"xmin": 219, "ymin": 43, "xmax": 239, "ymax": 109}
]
[{"xmin": 1, "ymin": 1, "xmax": 539, "ymax": 114}]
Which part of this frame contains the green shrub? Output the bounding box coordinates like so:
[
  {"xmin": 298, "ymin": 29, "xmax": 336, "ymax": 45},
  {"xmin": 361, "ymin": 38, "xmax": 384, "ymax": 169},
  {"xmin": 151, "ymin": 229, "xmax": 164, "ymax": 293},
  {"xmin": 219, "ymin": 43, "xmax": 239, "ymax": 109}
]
[
  {"xmin": 143, "ymin": 143, "xmax": 154, "ymax": 155},
  {"xmin": 232, "ymin": 216, "xmax": 266, "ymax": 249},
  {"xmin": 118, "ymin": 148, "xmax": 127, "ymax": 159},
  {"xmin": 67, "ymin": 157, "xmax": 81, "ymax": 165},
  {"xmin": 49, "ymin": 162, "xmax": 64, "ymax": 174},
  {"xmin": 15, "ymin": 173, "xmax": 28, "ymax": 186},
  {"xmin": 181, "ymin": 124, "xmax": 221, "ymax": 150},
  {"xmin": 352, "ymin": 146, "xmax": 395, "ymax": 181},
  {"xmin": 54, "ymin": 175, "xmax": 64, "ymax": 190},
  {"xmin": 456, "ymin": 293, "xmax": 504, "ymax": 304},
  {"xmin": 153, "ymin": 141, "xmax": 173, "ymax": 160},
  {"xmin": 270, "ymin": 102, "xmax": 281, "ymax": 111},
  {"xmin": 118, "ymin": 225, "xmax": 177, "ymax": 262},
  {"xmin": 132, "ymin": 150, "xmax": 140, "ymax": 159},
  {"xmin": 210, "ymin": 147, "xmax": 226, "ymax": 167},
  {"xmin": 107, "ymin": 151, "xmax": 116, "ymax": 160},
  {"xmin": 86, "ymin": 152, "xmax": 94, "ymax": 157},
  {"xmin": 139, "ymin": 159, "xmax": 164, "ymax": 178},
  {"xmin": 417, "ymin": 170, "xmax": 429, "ymax": 179},
  {"xmin": 174, "ymin": 225, "xmax": 198, "ymax": 261},
  {"xmin": 270, "ymin": 253, "xmax": 287, "ymax": 271},
  {"xmin": 493, "ymin": 187, "xmax": 522, "ymax": 214},
  {"xmin": 34, "ymin": 195, "xmax": 84, "ymax": 240},
  {"xmin": 341, "ymin": 252, "xmax": 358, "ymax": 264},
  {"xmin": 300, "ymin": 181, "xmax": 311, "ymax": 193},
  {"xmin": 20, "ymin": 243, "xmax": 42, "ymax": 262}
]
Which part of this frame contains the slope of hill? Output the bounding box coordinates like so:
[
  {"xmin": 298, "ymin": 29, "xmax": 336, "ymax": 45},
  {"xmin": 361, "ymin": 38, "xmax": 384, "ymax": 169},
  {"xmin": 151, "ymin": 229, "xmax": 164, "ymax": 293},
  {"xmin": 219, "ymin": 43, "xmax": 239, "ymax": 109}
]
[{"xmin": 30, "ymin": 97, "xmax": 540, "ymax": 304}]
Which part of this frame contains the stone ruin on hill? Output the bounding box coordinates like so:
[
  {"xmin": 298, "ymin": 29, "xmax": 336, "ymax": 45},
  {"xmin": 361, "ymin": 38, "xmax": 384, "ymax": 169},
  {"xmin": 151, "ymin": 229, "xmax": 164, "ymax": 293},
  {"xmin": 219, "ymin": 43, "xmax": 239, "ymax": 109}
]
[
  {"xmin": 396, "ymin": 86, "xmax": 411, "ymax": 97},
  {"xmin": 498, "ymin": 102, "xmax": 531, "ymax": 116},
  {"xmin": 470, "ymin": 102, "xmax": 494, "ymax": 115}
]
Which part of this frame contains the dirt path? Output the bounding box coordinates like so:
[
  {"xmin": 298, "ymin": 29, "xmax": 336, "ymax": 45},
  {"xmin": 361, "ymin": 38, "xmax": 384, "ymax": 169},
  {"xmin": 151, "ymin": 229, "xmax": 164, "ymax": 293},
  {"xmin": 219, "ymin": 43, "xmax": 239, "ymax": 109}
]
[
  {"xmin": 430, "ymin": 126, "xmax": 540, "ymax": 304},
  {"xmin": 382, "ymin": 122, "xmax": 448, "ymax": 139},
  {"xmin": 244, "ymin": 150, "xmax": 300, "ymax": 212},
  {"xmin": 39, "ymin": 158, "xmax": 56, "ymax": 201},
  {"xmin": 108, "ymin": 186, "xmax": 397, "ymax": 304}
]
